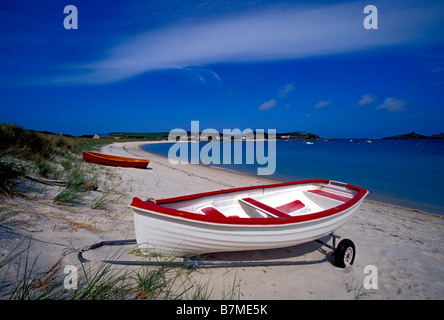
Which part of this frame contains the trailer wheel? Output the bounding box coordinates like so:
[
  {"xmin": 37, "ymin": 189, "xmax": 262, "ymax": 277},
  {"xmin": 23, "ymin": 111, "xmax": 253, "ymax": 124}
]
[{"xmin": 334, "ymin": 239, "xmax": 355, "ymax": 268}]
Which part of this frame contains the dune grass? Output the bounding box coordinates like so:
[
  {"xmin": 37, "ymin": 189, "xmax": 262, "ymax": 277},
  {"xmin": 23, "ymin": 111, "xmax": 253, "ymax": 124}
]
[
  {"xmin": 0, "ymin": 123, "xmax": 107, "ymax": 200},
  {"xmin": 0, "ymin": 241, "xmax": 228, "ymax": 300}
]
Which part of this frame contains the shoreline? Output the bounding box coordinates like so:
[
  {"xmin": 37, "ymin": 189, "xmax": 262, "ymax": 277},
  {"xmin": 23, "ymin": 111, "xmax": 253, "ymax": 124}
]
[{"xmin": 135, "ymin": 140, "xmax": 443, "ymax": 218}]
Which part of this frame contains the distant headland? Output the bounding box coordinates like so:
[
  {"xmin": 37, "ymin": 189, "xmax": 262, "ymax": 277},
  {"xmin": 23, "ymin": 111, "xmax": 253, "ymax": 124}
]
[{"xmin": 382, "ymin": 132, "xmax": 444, "ymax": 140}]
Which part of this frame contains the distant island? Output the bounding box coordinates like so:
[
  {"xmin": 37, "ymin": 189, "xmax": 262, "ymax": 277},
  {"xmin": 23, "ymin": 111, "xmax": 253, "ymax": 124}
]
[
  {"xmin": 15, "ymin": 126, "xmax": 444, "ymax": 141},
  {"xmin": 4, "ymin": 127, "xmax": 323, "ymax": 141},
  {"xmin": 100, "ymin": 130, "xmax": 323, "ymax": 141},
  {"xmin": 276, "ymin": 131, "xmax": 322, "ymax": 140},
  {"xmin": 382, "ymin": 132, "xmax": 444, "ymax": 140}
]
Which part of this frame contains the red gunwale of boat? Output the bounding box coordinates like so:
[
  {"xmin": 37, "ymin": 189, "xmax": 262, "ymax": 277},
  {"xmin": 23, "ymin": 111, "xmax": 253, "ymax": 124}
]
[
  {"xmin": 82, "ymin": 151, "xmax": 149, "ymax": 168},
  {"xmin": 130, "ymin": 179, "xmax": 369, "ymax": 226}
]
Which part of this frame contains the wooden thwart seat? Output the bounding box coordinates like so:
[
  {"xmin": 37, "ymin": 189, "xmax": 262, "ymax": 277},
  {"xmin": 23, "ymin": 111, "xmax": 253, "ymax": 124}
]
[
  {"xmin": 275, "ymin": 199, "xmax": 305, "ymax": 214},
  {"xmin": 307, "ymin": 189, "xmax": 352, "ymax": 203},
  {"xmin": 200, "ymin": 207, "xmax": 241, "ymax": 219},
  {"xmin": 200, "ymin": 198, "xmax": 306, "ymax": 220},
  {"xmin": 239, "ymin": 198, "xmax": 305, "ymax": 219},
  {"xmin": 200, "ymin": 206, "xmax": 226, "ymax": 218}
]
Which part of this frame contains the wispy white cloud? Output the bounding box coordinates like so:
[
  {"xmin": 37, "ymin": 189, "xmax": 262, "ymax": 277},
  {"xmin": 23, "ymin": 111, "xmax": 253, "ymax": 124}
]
[
  {"xmin": 376, "ymin": 97, "xmax": 406, "ymax": 113},
  {"xmin": 259, "ymin": 99, "xmax": 277, "ymax": 111},
  {"xmin": 193, "ymin": 68, "xmax": 223, "ymax": 86},
  {"xmin": 259, "ymin": 83, "xmax": 294, "ymax": 111},
  {"xmin": 358, "ymin": 94, "xmax": 377, "ymax": 106},
  {"xmin": 278, "ymin": 83, "xmax": 294, "ymax": 98},
  {"xmin": 313, "ymin": 100, "xmax": 331, "ymax": 109}
]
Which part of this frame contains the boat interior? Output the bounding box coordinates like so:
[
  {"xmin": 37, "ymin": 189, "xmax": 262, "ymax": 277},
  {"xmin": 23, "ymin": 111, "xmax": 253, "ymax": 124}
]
[{"xmin": 161, "ymin": 182, "xmax": 358, "ymax": 219}]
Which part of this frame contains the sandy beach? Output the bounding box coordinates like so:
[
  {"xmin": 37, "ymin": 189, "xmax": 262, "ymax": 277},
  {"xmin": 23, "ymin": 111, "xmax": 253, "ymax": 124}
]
[{"xmin": 1, "ymin": 140, "xmax": 444, "ymax": 300}]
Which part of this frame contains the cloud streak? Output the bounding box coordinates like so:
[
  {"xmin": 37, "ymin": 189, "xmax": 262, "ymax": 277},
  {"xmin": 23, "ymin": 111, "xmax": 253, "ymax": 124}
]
[
  {"xmin": 259, "ymin": 83, "xmax": 294, "ymax": 111},
  {"xmin": 259, "ymin": 99, "xmax": 277, "ymax": 111},
  {"xmin": 313, "ymin": 100, "xmax": 331, "ymax": 109},
  {"xmin": 376, "ymin": 98, "xmax": 406, "ymax": 113},
  {"xmin": 45, "ymin": 1, "xmax": 444, "ymax": 85},
  {"xmin": 278, "ymin": 83, "xmax": 294, "ymax": 98},
  {"xmin": 358, "ymin": 94, "xmax": 377, "ymax": 106}
]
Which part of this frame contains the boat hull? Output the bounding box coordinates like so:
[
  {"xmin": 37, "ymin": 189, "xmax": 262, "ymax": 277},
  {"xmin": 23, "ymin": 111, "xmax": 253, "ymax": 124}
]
[
  {"xmin": 130, "ymin": 180, "xmax": 368, "ymax": 257},
  {"xmin": 82, "ymin": 151, "xmax": 149, "ymax": 168}
]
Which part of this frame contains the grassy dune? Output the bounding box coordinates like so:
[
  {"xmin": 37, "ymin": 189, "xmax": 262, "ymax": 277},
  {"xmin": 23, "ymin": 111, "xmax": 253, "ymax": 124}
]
[{"xmin": 0, "ymin": 124, "xmax": 105, "ymax": 195}]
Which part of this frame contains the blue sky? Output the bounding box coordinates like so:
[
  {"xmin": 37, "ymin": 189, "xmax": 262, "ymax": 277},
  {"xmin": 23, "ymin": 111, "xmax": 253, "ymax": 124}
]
[{"xmin": 1, "ymin": 0, "xmax": 444, "ymax": 138}]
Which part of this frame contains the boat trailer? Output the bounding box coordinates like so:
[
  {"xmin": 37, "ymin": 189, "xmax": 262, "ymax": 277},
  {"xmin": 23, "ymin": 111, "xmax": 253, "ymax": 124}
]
[{"xmin": 77, "ymin": 233, "xmax": 356, "ymax": 269}]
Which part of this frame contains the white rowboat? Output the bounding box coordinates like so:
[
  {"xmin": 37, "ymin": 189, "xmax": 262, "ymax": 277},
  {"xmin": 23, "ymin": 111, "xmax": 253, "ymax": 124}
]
[{"xmin": 130, "ymin": 179, "xmax": 368, "ymax": 258}]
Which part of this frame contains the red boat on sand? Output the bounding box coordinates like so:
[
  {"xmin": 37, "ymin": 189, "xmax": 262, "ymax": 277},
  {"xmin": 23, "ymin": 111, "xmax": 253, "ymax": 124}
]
[{"xmin": 82, "ymin": 151, "xmax": 149, "ymax": 168}]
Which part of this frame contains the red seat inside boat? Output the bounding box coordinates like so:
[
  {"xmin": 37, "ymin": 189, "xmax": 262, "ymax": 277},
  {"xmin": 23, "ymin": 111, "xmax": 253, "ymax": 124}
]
[
  {"xmin": 201, "ymin": 198, "xmax": 306, "ymax": 220},
  {"xmin": 307, "ymin": 189, "xmax": 351, "ymax": 202},
  {"xmin": 275, "ymin": 200, "xmax": 305, "ymax": 214},
  {"xmin": 200, "ymin": 206, "xmax": 226, "ymax": 218},
  {"xmin": 240, "ymin": 198, "xmax": 294, "ymax": 219}
]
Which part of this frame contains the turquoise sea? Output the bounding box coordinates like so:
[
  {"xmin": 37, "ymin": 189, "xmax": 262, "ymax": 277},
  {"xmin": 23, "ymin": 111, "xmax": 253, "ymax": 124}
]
[{"xmin": 141, "ymin": 139, "xmax": 444, "ymax": 215}]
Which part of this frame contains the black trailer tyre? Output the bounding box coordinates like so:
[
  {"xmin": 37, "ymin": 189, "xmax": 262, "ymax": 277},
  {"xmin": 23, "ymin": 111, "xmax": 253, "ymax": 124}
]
[{"xmin": 334, "ymin": 239, "xmax": 356, "ymax": 268}]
